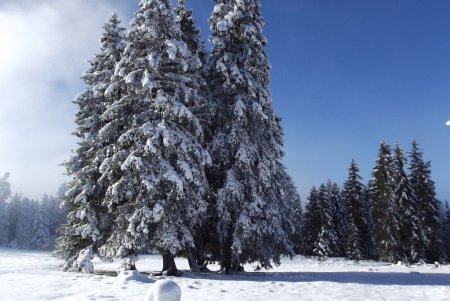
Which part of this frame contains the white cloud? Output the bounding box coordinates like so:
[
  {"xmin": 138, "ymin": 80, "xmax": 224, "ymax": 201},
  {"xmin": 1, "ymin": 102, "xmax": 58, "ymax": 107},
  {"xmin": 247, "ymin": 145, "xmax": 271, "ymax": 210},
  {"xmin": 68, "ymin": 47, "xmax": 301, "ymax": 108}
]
[{"xmin": 0, "ymin": 0, "xmax": 126, "ymax": 199}]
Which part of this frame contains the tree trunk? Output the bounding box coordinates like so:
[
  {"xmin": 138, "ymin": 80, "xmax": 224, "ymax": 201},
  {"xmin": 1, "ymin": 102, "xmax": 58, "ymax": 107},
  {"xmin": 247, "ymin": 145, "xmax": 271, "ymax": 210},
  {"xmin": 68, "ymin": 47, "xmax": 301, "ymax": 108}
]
[
  {"xmin": 162, "ymin": 253, "xmax": 179, "ymax": 276},
  {"xmin": 187, "ymin": 248, "xmax": 208, "ymax": 272},
  {"xmin": 220, "ymin": 235, "xmax": 233, "ymax": 273},
  {"xmin": 231, "ymin": 255, "xmax": 243, "ymax": 272}
]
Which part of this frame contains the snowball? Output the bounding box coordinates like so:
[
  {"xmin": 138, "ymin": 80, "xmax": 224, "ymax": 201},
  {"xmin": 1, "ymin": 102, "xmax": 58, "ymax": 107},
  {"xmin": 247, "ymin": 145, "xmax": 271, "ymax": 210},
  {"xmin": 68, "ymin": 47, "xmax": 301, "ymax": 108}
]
[
  {"xmin": 144, "ymin": 279, "xmax": 181, "ymax": 301},
  {"xmin": 446, "ymin": 119, "xmax": 450, "ymax": 126},
  {"xmin": 116, "ymin": 270, "xmax": 153, "ymax": 284}
]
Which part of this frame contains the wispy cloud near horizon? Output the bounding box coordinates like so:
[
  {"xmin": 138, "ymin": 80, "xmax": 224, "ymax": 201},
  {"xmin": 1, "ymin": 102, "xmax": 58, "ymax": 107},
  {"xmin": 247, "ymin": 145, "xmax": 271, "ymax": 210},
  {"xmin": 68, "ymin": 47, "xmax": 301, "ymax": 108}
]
[{"xmin": 0, "ymin": 0, "xmax": 127, "ymax": 199}]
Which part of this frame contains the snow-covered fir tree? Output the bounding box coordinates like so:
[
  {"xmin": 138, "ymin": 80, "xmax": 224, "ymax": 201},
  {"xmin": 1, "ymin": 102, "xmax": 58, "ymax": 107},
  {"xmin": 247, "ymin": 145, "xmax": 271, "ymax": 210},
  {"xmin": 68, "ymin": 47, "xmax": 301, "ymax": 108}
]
[
  {"xmin": 31, "ymin": 205, "xmax": 50, "ymax": 250},
  {"xmin": 99, "ymin": 0, "xmax": 210, "ymax": 275},
  {"xmin": 301, "ymin": 186, "xmax": 321, "ymax": 256},
  {"xmin": 208, "ymin": 0, "xmax": 295, "ymax": 271},
  {"xmin": 0, "ymin": 173, "xmax": 10, "ymax": 246},
  {"xmin": 59, "ymin": 13, "xmax": 125, "ymax": 272},
  {"xmin": 392, "ymin": 143, "xmax": 425, "ymax": 263},
  {"xmin": 408, "ymin": 140, "xmax": 444, "ymax": 262},
  {"xmin": 369, "ymin": 141, "xmax": 400, "ymax": 263},
  {"xmin": 361, "ymin": 186, "xmax": 377, "ymax": 259},
  {"xmin": 330, "ymin": 181, "xmax": 347, "ymax": 256},
  {"xmin": 343, "ymin": 160, "xmax": 369, "ymax": 260},
  {"xmin": 313, "ymin": 181, "xmax": 345, "ymax": 258}
]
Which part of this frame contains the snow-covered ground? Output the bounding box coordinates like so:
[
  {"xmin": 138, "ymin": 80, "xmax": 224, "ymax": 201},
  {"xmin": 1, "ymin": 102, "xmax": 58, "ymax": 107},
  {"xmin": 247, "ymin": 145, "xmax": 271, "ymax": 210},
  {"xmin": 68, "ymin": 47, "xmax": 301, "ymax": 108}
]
[{"xmin": 1, "ymin": 248, "xmax": 450, "ymax": 301}]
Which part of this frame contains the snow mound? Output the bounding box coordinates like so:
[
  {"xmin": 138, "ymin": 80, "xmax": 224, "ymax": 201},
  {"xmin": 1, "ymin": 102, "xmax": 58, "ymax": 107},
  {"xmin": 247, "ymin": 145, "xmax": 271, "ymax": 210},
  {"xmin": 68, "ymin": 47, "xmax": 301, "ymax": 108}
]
[
  {"xmin": 116, "ymin": 270, "xmax": 154, "ymax": 284},
  {"xmin": 144, "ymin": 279, "xmax": 181, "ymax": 301}
]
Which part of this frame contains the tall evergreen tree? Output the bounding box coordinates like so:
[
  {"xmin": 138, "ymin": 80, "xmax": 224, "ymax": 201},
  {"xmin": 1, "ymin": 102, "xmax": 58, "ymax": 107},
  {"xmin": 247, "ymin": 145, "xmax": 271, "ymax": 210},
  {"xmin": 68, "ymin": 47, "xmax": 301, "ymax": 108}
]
[
  {"xmin": 369, "ymin": 141, "xmax": 400, "ymax": 262},
  {"xmin": 408, "ymin": 140, "xmax": 443, "ymax": 262},
  {"xmin": 343, "ymin": 160, "xmax": 368, "ymax": 260},
  {"xmin": 59, "ymin": 13, "xmax": 125, "ymax": 272},
  {"xmin": 392, "ymin": 143, "xmax": 425, "ymax": 263},
  {"xmin": 301, "ymin": 186, "xmax": 321, "ymax": 256},
  {"xmin": 0, "ymin": 173, "xmax": 10, "ymax": 246},
  {"xmin": 329, "ymin": 181, "xmax": 347, "ymax": 256},
  {"xmin": 313, "ymin": 181, "xmax": 344, "ymax": 258},
  {"xmin": 99, "ymin": 0, "xmax": 210, "ymax": 275},
  {"xmin": 208, "ymin": 0, "xmax": 294, "ymax": 271},
  {"xmin": 361, "ymin": 186, "xmax": 377, "ymax": 259}
]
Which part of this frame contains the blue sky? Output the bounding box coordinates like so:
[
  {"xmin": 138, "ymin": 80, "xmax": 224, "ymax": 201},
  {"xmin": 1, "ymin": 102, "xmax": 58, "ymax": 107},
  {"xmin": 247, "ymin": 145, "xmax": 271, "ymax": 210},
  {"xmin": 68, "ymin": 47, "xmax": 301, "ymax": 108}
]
[
  {"xmin": 0, "ymin": 0, "xmax": 449, "ymax": 201},
  {"xmin": 175, "ymin": 0, "xmax": 450, "ymax": 201}
]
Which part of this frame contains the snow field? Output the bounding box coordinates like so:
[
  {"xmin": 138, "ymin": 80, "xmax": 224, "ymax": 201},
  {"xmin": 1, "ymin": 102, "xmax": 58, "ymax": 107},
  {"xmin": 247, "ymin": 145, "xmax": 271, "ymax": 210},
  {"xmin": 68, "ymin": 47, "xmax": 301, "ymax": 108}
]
[{"xmin": 1, "ymin": 248, "xmax": 450, "ymax": 301}]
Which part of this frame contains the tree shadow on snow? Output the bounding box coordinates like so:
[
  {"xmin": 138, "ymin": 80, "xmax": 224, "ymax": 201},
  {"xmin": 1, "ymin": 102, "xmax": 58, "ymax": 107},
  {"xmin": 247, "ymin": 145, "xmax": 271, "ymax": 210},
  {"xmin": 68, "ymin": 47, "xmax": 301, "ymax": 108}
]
[{"xmin": 186, "ymin": 271, "xmax": 450, "ymax": 286}]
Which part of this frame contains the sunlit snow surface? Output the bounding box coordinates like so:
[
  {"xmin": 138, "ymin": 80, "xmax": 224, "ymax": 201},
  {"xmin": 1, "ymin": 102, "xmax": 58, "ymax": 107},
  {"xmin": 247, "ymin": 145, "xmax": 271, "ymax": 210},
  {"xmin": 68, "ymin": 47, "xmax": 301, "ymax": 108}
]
[{"xmin": 1, "ymin": 248, "xmax": 450, "ymax": 301}]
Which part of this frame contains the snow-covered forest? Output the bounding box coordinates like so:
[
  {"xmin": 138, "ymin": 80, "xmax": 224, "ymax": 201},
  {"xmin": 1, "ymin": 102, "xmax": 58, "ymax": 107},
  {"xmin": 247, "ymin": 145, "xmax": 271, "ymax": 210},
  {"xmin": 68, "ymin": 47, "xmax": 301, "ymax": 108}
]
[{"xmin": 0, "ymin": 174, "xmax": 66, "ymax": 250}]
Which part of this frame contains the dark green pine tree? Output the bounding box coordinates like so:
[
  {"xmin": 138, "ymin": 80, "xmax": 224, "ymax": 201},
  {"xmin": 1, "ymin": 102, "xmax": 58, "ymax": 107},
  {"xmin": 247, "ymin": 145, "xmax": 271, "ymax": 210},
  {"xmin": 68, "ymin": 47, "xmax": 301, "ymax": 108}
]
[
  {"xmin": 369, "ymin": 141, "xmax": 401, "ymax": 263},
  {"xmin": 408, "ymin": 140, "xmax": 444, "ymax": 262},
  {"xmin": 208, "ymin": 0, "xmax": 294, "ymax": 271},
  {"xmin": 58, "ymin": 13, "xmax": 125, "ymax": 273},
  {"xmin": 392, "ymin": 143, "xmax": 425, "ymax": 263},
  {"xmin": 301, "ymin": 186, "xmax": 321, "ymax": 256},
  {"xmin": 343, "ymin": 160, "xmax": 368, "ymax": 260}
]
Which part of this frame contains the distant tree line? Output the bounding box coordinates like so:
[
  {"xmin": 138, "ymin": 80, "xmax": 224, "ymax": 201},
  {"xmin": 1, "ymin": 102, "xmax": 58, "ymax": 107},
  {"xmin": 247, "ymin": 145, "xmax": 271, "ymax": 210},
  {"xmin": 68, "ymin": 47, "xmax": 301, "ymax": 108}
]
[
  {"xmin": 0, "ymin": 174, "xmax": 67, "ymax": 251},
  {"xmin": 299, "ymin": 140, "xmax": 450, "ymax": 264}
]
